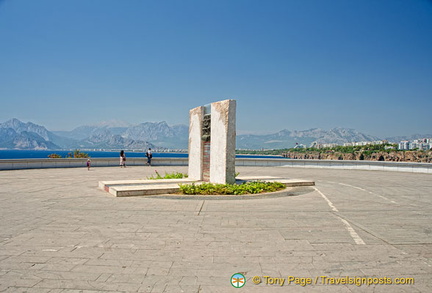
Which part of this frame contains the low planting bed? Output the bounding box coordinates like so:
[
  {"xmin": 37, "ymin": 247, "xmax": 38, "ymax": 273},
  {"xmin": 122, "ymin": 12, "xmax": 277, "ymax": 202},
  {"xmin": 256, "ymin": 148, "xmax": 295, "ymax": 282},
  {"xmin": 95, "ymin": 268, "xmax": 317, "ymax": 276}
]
[{"xmin": 179, "ymin": 181, "xmax": 286, "ymax": 195}]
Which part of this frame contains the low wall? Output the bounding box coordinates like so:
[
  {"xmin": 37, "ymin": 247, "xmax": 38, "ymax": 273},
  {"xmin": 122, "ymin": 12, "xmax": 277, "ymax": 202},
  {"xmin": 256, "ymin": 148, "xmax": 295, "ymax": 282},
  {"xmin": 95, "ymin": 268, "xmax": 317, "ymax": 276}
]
[
  {"xmin": 0, "ymin": 158, "xmax": 431, "ymax": 174},
  {"xmin": 236, "ymin": 158, "xmax": 432, "ymax": 174},
  {"xmin": 0, "ymin": 157, "xmax": 187, "ymax": 170}
]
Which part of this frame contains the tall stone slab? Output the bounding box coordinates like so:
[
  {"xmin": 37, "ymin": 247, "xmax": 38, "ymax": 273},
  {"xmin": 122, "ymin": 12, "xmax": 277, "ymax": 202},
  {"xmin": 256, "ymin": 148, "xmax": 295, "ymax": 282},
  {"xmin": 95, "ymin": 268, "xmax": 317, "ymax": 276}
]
[
  {"xmin": 210, "ymin": 100, "xmax": 236, "ymax": 184},
  {"xmin": 188, "ymin": 106, "xmax": 204, "ymax": 181},
  {"xmin": 188, "ymin": 99, "xmax": 236, "ymax": 184}
]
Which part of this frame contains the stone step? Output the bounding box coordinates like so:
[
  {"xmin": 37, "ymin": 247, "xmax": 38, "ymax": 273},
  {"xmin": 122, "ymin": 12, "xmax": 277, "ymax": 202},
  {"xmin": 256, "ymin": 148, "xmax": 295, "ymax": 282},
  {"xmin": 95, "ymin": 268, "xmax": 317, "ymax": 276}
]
[
  {"xmin": 109, "ymin": 184, "xmax": 182, "ymax": 197},
  {"xmin": 267, "ymin": 178, "xmax": 315, "ymax": 187},
  {"xmin": 236, "ymin": 176, "xmax": 315, "ymax": 187},
  {"xmin": 99, "ymin": 178, "xmax": 196, "ymax": 193}
]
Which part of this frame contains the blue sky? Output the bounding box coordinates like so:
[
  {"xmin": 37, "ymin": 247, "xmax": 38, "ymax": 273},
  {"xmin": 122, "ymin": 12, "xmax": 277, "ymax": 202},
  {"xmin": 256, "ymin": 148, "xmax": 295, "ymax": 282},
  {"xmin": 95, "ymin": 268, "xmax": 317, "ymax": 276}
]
[{"xmin": 0, "ymin": 0, "xmax": 431, "ymax": 137}]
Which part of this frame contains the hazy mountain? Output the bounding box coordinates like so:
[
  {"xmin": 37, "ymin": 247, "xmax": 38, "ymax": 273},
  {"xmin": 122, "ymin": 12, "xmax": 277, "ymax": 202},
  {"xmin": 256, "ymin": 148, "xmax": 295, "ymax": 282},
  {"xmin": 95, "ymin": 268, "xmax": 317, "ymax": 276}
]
[
  {"xmin": 55, "ymin": 121, "xmax": 189, "ymax": 149},
  {"xmin": 3, "ymin": 118, "xmax": 426, "ymax": 151},
  {"xmin": 53, "ymin": 126, "xmax": 129, "ymax": 140},
  {"xmin": 0, "ymin": 129, "xmax": 59, "ymax": 150},
  {"xmin": 310, "ymin": 127, "xmax": 380, "ymax": 144},
  {"xmin": 53, "ymin": 120, "xmax": 131, "ymax": 140},
  {"xmin": 81, "ymin": 131, "xmax": 156, "ymax": 150},
  {"xmin": 53, "ymin": 126, "xmax": 98, "ymax": 140},
  {"xmin": 385, "ymin": 134, "xmax": 432, "ymax": 143},
  {"xmin": 0, "ymin": 119, "xmax": 175, "ymax": 150},
  {"xmin": 93, "ymin": 120, "xmax": 132, "ymax": 128},
  {"xmin": 0, "ymin": 119, "xmax": 61, "ymax": 150},
  {"xmin": 11, "ymin": 131, "xmax": 59, "ymax": 150},
  {"xmin": 1, "ymin": 118, "xmax": 53, "ymax": 141},
  {"xmin": 125, "ymin": 122, "xmax": 188, "ymax": 149},
  {"xmin": 236, "ymin": 127, "xmax": 381, "ymax": 149},
  {"xmin": 123, "ymin": 121, "xmax": 176, "ymax": 140}
]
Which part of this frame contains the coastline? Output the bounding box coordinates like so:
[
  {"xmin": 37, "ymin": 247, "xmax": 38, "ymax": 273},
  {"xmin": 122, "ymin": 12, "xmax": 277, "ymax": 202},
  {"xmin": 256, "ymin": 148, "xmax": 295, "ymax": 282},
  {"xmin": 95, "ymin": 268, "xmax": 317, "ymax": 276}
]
[
  {"xmin": 0, "ymin": 150, "xmax": 287, "ymax": 160},
  {"xmin": 283, "ymin": 150, "xmax": 432, "ymax": 163}
]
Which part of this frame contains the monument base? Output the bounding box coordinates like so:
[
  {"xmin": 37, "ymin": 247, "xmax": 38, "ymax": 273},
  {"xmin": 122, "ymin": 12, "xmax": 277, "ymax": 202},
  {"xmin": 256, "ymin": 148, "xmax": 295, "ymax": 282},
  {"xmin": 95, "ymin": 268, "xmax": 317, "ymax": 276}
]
[{"xmin": 99, "ymin": 176, "xmax": 315, "ymax": 197}]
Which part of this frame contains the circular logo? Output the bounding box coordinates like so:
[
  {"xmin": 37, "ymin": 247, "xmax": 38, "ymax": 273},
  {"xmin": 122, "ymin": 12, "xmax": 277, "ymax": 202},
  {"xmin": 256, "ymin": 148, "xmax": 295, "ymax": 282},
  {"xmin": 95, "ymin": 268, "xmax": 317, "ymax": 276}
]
[{"xmin": 231, "ymin": 273, "xmax": 246, "ymax": 288}]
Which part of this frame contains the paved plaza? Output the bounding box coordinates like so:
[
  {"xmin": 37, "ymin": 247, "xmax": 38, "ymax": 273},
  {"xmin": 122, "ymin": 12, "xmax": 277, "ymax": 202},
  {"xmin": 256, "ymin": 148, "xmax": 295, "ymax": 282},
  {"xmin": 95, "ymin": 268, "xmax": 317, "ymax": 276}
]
[{"xmin": 0, "ymin": 165, "xmax": 431, "ymax": 292}]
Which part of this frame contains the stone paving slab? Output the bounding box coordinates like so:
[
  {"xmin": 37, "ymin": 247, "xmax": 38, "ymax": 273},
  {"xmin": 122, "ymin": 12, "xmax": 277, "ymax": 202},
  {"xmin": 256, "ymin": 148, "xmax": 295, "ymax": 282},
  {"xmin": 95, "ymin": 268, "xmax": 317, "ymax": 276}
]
[{"xmin": 0, "ymin": 166, "xmax": 431, "ymax": 292}]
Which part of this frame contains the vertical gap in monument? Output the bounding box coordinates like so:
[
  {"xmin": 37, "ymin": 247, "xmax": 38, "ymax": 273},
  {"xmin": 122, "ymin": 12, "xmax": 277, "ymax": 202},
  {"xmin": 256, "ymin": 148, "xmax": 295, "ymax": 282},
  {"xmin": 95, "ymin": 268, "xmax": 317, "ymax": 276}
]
[{"xmin": 202, "ymin": 105, "xmax": 211, "ymax": 182}]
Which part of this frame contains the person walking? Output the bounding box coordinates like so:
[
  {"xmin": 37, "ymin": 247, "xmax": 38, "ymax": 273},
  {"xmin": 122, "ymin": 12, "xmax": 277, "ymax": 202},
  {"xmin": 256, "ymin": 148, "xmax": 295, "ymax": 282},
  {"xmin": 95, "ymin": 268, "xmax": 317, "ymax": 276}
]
[
  {"xmin": 86, "ymin": 158, "xmax": 91, "ymax": 171},
  {"xmin": 145, "ymin": 148, "xmax": 152, "ymax": 166},
  {"xmin": 120, "ymin": 150, "xmax": 126, "ymax": 168}
]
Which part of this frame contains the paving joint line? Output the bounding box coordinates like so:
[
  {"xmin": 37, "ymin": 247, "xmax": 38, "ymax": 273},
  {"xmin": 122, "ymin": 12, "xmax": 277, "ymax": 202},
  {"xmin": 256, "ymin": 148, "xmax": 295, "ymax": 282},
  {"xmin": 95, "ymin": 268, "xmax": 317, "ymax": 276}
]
[
  {"xmin": 196, "ymin": 200, "xmax": 205, "ymax": 216},
  {"xmin": 334, "ymin": 213, "xmax": 394, "ymax": 247}
]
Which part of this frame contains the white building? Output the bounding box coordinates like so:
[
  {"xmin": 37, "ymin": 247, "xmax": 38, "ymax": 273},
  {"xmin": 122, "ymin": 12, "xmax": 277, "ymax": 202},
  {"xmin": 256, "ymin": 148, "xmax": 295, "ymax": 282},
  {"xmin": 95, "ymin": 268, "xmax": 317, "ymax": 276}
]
[
  {"xmin": 398, "ymin": 138, "xmax": 432, "ymax": 150},
  {"xmin": 398, "ymin": 141, "xmax": 410, "ymax": 150}
]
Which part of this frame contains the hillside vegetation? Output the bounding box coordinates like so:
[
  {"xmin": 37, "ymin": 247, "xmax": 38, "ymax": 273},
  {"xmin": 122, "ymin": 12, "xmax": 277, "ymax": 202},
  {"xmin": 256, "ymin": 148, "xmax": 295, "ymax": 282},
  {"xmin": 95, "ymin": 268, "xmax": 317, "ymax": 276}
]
[{"xmin": 237, "ymin": 144, "xmax": 432, "ymax": 163}]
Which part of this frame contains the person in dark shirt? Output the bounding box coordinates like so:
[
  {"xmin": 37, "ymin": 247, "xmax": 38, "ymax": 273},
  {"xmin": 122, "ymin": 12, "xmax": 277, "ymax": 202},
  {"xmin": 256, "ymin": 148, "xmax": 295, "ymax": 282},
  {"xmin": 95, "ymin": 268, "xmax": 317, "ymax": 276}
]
[{"xmin": 146, "ymin": 148, "xmax": 152, "ymax": 166}]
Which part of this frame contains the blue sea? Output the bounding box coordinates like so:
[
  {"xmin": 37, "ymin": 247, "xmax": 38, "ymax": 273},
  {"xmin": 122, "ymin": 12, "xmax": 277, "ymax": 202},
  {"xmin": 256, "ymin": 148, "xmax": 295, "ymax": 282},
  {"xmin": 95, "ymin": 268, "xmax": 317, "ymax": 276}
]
[{"xmin": 0, "ymin": 150, "xmax": 286, "ymax": 160}]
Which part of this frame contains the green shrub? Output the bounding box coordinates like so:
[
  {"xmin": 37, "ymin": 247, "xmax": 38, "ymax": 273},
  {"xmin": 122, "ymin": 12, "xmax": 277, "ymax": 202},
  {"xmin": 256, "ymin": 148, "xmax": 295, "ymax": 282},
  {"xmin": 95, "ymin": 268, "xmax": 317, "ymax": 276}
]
[
  {"xmin": 67, "ymin": 149, "xmax": 90, "ymax": 158},
  {"xmin": 179, "ymin": 181, "xmax": 285, "ymax": 195},
  {"xmin": 147, "ymin": 170, "xmax": 188, "ymax": 180},
  {"xmin": 48, "ymin": 153, "xmax": 62, "ymax": 158}
]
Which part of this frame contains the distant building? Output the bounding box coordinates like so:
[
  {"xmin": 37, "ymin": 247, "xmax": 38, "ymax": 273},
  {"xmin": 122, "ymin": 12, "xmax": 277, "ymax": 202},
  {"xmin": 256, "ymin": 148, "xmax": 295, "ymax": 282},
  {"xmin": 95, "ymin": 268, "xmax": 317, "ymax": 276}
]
[
  {"xmin": 312, "ymin": 139, "xmax": 430, "ymax": 151},
  {"xmin": 313, "ymin": 143, "xmax": 338, "ymax": 149},
  {"xmin": 399, "ymin": 141, "xmax": 410, "ymax": 150},
  {"xmin": 293, "ymin": 143, "xmax": 306, "ymax": 149},
  {"xmin": 398, "ymin": 138, "xmax": 432, "ymax": 150},
  {"xmin": 343, "ymin": 140, "xmax": 387, "ymax": 147}
]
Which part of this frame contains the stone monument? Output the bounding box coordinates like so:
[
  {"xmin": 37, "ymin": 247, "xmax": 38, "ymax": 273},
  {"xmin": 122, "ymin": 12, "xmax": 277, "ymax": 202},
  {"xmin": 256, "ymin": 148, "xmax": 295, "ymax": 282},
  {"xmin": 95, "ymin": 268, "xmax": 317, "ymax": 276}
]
[{"xmin": 188, "ymin": 99, "xmax": 236, "ymax": 184}]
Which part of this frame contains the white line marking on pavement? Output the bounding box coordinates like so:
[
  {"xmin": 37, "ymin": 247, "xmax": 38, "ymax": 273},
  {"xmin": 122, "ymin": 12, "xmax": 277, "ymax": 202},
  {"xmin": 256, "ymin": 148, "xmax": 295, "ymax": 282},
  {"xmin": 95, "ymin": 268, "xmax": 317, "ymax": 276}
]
[
  {"xmin": 314, "ymin": 187, "xmax": 366, "ymax": 245},
  {"xmin": 338, "ymin": 183, "xmax": 397, "ymax": 204},
  {"xmin": 335, "ymin": 216, "xmax": 366, "ymax": 245},
  {"xmin": 314, "ymin": 187, "xmax": 338, "ymax": 212},
  {"xmin": 339, "ymin": 182, "xmax": 366, "ymax": 191}
]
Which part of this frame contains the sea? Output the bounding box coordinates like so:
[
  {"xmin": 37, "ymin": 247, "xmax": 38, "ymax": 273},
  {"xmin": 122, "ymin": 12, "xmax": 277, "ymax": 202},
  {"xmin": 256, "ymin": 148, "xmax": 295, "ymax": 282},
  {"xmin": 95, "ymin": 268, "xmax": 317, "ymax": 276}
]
[{"xmin": 0, "ymin": 150, "xmax": 286, "ymax": 160}]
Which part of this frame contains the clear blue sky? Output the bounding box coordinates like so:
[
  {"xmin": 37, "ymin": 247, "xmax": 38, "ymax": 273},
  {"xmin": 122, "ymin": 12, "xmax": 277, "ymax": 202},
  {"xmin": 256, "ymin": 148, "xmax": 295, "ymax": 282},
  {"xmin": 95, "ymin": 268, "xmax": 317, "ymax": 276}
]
[{"xmin": 0, "ymin": 0, "xmax": 431, "ymax": 137}]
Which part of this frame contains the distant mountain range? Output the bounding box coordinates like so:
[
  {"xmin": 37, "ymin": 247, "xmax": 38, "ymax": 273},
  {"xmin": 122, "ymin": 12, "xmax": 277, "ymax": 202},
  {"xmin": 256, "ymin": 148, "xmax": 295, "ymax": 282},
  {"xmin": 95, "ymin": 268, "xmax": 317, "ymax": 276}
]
[
  {"xmin": 237, "ymin": 128, "xmax": 382, "ymax": 149},
  {"xmin": 0, "ymin": 119, "xmax": 62, "ymax": 150},
  {"xmin": 384, "ymin": 134, "xmax": 432, "ymax": 143},
  {"xmin": 52, "ymin": 120, "xmax": 189, "ymax": 150},
  {"xmin": 0, "ymin": 118, "xmax": 430, "ymax": 150},
  {"xmin": 0, "ymin": 119, "xmax": 187, "ymax": 150}
]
